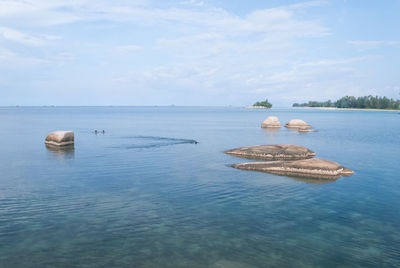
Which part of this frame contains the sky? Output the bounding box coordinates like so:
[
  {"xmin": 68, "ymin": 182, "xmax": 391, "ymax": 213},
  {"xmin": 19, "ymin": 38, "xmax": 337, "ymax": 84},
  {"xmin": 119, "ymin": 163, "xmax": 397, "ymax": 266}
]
[{"xmin": 0, "ymin": 0, "xmax": 399, "ymax": 106}]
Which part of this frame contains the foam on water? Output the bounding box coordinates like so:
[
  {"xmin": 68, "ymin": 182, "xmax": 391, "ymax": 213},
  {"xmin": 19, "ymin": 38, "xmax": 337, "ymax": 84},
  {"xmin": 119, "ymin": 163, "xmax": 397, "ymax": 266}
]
[{"xmin": 115, "ymin": 136, "xmax": 198, "ymax": 149}]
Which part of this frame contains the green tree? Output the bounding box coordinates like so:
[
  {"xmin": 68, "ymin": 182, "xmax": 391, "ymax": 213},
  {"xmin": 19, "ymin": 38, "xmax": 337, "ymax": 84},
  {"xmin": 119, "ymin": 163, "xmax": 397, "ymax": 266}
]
[
  {"xmin": 253, "ymin": 99, "xmax": 272, "ymax": 108},
  {"xmin": 293, "ymin": 95, "xmax": 400, "ymax": 110}
]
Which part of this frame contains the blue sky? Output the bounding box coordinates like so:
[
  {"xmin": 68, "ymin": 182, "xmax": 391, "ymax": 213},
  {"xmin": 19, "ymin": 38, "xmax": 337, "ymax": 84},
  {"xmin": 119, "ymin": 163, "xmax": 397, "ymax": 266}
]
[{"xmin": 0, "ymin": 0, "xmax": 399, "ymax": 106}]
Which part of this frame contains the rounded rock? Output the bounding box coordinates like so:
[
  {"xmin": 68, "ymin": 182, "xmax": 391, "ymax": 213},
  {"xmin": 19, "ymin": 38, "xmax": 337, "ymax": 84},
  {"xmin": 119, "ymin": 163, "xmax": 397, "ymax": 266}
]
[
  {"xmin": 45, "ymin": 131, "xmax": 74, "ymax": 147},
  {"xmin": 285, "ymin": 119, "xmax": 312, "ymax": 129},
  {"xmin": 261, "ymin": 116, "xmax": 281, "ymax": 128}
]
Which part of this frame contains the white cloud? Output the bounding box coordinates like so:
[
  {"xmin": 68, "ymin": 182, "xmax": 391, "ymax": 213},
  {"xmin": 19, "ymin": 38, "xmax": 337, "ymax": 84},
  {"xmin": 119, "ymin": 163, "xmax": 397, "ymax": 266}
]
[
  {"xmin": 0, "ymin": 46, "xmax": 49, "ymax": 66},
  {"xmin": 0, "ymin": 27, "xmax": 45, "ymax": 46},
  {"xmin": 348, "ymin": 40, "xmax": 400, "ymax": 50},
  {"xmin": 295, "ymin": 55, "xmax": 381, "ymax": 68},
  {"xmin": 288, "ymin": 0, "xmax": 328, "ymax": 9},
  {"xmin": 0, "ymin": 0, "xmax": 80, "ymax": 26},
  {"xmin": 180, "ymin": 0, "xmax": 205, "ymax": 7},
  {"xmin": 0, "ymin": 0, "xmax": 329, "ymax": 33},
  {"xmin": 152, "ymin": 2, "xmax": 329, "ymax": 61},
  {"xmin": 114, "ymin": 45, "xmax": 143, "ymax": 53},
  {"xmin": 1, "ymin": 0, "xmax": 396, "ymax": 105}
]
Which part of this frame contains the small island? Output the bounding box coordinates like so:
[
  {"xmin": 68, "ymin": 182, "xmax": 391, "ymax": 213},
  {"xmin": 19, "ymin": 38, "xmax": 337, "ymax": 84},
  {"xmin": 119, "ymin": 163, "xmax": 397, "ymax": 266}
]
[
  {"xmin": 252, "ymin": 98, "xmax": 272, "ymax": 109},
  {"xmin": 293, "ymin": 95, "xmax": 400, "ymax": 110}
]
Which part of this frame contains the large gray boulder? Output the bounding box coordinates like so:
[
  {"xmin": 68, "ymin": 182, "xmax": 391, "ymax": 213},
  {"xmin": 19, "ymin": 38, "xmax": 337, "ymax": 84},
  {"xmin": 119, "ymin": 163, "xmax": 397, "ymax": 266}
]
[
  {"xmin": 285, "ymin": 119, "xmax": 312, "ymax": 129},
  {"xmin": 224, "ymin": 144, "xmax": 315, "ymax": 160},
  {"xmin": 232, "ymin": 158, "xmax": 354, "ymax": 179},
  {"xmin": 45, "ymin": 131, "xmax": 74, "ymax": 147},
  {"xmin": 261, "ymin": 116, "xmax": 281, "ymax": 128}
]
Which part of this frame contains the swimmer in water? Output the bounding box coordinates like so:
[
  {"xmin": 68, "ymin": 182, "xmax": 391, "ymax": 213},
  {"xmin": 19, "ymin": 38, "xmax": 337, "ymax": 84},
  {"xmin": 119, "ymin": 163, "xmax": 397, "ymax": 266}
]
[
  {"xmin": 94, "ymin": 130, "xmax": 98, "ymax": 134},
  {"xmin": 102, "ymin": 130, "xmax": 105, "ymax": 134}
]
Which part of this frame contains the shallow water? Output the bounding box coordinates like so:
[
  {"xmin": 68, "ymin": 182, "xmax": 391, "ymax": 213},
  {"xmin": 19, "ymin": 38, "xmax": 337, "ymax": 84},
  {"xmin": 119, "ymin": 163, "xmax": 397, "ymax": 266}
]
[{"xmin": 0, "ymin": 106, "xmax": 399, "ymax": 267}]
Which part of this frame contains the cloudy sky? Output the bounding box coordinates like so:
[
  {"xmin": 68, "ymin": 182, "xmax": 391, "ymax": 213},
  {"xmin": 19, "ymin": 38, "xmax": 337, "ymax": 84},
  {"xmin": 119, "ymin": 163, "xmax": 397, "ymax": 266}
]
[{"xmin": 0, "ymin": 0, "xmax": 399, "ymax": 106}]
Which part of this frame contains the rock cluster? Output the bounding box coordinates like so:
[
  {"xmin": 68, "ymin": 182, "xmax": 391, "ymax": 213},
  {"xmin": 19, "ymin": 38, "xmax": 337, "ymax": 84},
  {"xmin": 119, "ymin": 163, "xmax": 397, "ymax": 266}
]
[
  {"xmin": 225, "ymin": 117, "xmax": 352, "ymax": 180},
  {"xmin": 45, "ymin": 131, "xmax": 74, "ymax": 147},
  {"xmin": 226, "ymin": 142, "xmax": 354, "ymax": 180},
  {"xmin": 261, "ymin": 117, "xmax": 316, "ymax": 132}
]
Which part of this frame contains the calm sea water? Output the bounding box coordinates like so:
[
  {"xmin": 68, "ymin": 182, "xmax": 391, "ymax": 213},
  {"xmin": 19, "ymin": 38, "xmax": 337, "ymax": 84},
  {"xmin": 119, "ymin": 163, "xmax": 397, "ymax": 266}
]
[{"xmin": 0, "ymin": 107, "xmax": 399, "ymax": 267}]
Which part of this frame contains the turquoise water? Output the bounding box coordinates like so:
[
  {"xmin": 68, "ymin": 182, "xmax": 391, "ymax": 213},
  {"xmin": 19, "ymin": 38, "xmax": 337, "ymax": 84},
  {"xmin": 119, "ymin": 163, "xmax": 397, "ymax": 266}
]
[{"xmin": 0, "ymin": 107, "xmax": 399, "ymax": 267}]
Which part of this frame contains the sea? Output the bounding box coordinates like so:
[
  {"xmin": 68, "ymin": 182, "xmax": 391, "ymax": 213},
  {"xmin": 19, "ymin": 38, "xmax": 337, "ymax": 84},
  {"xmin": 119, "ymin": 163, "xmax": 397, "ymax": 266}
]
[{"xmin": 0, "ymin": 106, "xmax": 399, "ymax": 267}]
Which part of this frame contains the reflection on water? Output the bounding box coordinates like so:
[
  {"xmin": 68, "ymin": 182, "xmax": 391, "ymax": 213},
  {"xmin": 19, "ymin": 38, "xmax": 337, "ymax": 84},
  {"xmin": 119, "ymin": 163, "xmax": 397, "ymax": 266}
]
[
  {"xmin": 284, "ymin": 174, "xmax": 338, "ymax": 184},
  {"xmin": 261, "ymin": 128, "xmax": 280, "ymax": 134},
  {"xmin": 45, "ymin": 144, "xmax": 75, "ymax": 160},
  {"xmin": 228, "ymin": 164, "xmax": 337, "ymax": 184},
  {"xmin": 261, "ymin": 128, "xmax": 281, "ymax": 139}
]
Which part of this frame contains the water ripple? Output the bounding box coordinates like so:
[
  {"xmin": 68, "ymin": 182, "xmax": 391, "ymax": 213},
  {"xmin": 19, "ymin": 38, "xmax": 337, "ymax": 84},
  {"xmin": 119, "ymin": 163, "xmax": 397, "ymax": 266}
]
[{"xmin": 113, "ymin": 135, "xmax": 198, "ymax": 149}]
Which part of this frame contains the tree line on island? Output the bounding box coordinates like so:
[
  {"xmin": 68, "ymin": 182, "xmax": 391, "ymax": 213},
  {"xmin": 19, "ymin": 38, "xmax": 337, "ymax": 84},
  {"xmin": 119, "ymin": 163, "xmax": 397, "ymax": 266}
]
[
  {"xmin": 253, "ymin": 99, "xmax": 272, "ymax": 108},
  {"xmin": 293, "ymin": 95, "xmax": 400, "ymax": 110}
]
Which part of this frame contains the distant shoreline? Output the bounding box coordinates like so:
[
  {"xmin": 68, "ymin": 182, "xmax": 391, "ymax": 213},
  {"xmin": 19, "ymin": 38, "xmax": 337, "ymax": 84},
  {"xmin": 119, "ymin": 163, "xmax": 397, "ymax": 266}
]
[
  {"xmin": 297, "ymin": 107, "xmax": 400, "ymax": 112},
  {"xmin": 1, "ymin": 106, "xmax": 399, "ymax": 111},
  {"xmin": 245, "ymin": 106, "xmax": 271, "ymax": 109}
]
